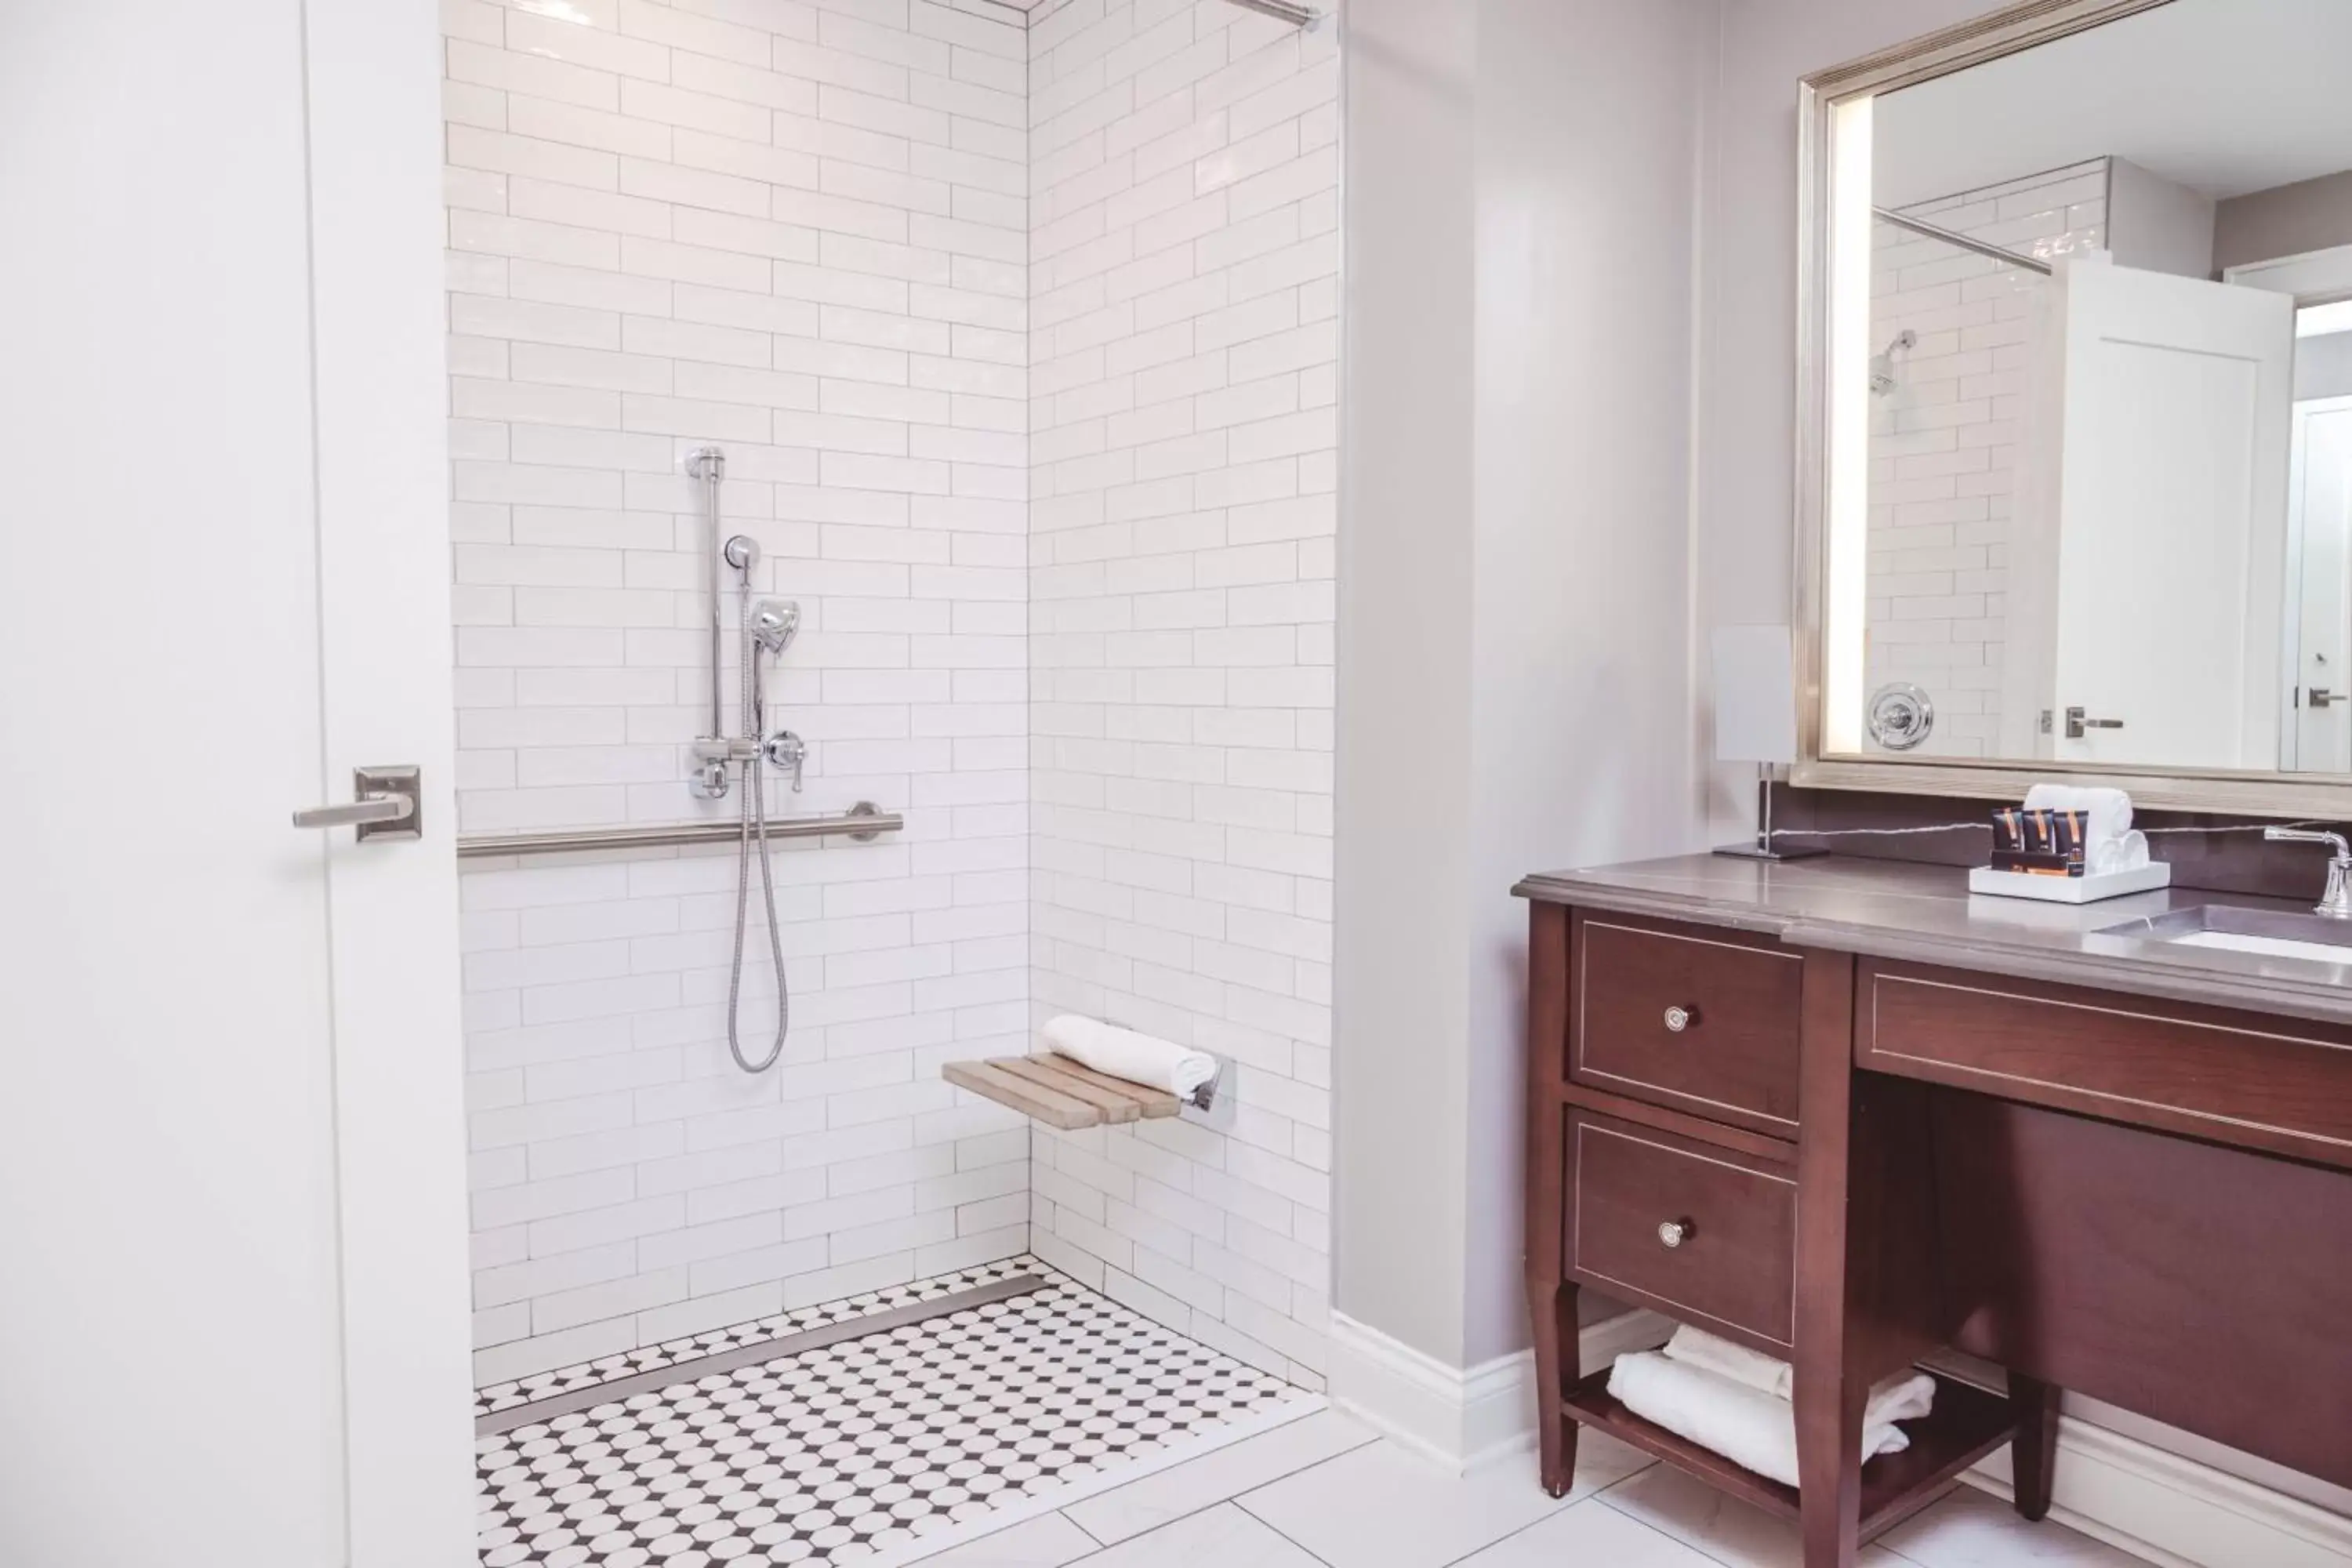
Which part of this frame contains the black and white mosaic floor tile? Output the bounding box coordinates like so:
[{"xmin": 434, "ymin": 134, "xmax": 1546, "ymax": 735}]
[
  {"xmin": 474, "ymin": 1272, "xmax": 1308, "ymax": 1567},
  {"xmin": 477, "ymin": 1257, "xmax": 1037, "ymax": 1418}
]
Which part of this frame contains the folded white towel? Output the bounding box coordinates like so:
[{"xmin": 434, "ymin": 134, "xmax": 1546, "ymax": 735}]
[
  {"xmin": 1658, "ymin": 1327, "xmax": 1936, "ymax": 1429},
  {"xmin": 1040, "ymin": 1015, "xmax": 1217, "ymax": 1101},
  {"xmin": 1607, "ymin": 1352, "xmax": 1917, "ymax": 1489},
  {"xmin": 1661, "ymin": 1325, "xmax": 1792, "ymax": 1399},
  {"xmin": 2023, "ymin": 784, "xmax": 2144, "ymax": 871}
]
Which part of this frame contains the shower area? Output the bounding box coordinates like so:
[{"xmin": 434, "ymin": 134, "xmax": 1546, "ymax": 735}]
[
  {"xmin": 1857, "ymin": 159, "xmax": 2099, "ymax": 762},
  {"xmin": 447, "ymin": 0, "xmax": 1341, "ymax": 1559}
]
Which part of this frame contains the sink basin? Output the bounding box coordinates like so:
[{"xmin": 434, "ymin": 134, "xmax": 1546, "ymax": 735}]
[{"xmin": 2097, "ymin": 903, "xmax": 2352, "ymax": 967}]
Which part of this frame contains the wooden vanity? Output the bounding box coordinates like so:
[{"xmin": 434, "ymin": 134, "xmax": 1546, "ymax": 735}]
[{"xmin": 1518, "ymin": 855, "xmax": 2352, "ymax": 1566}]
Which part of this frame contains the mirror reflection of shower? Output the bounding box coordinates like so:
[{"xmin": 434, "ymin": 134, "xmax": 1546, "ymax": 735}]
[{"xmin": 1869, "ymin": 328, "xmax": 1918, "ymax": 395}]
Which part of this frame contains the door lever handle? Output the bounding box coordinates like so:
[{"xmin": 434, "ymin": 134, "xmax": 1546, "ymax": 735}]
[
  {"xmin": 2063, "ymin": 707, "xmax": 2125, "ymax": 739},
  {"xmin": 293, "ymin": 766, "xmax": 423, "ymax": 841}
]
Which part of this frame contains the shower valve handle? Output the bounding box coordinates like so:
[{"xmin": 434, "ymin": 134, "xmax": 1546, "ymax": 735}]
[{"xmin": 765, "ymin": 730, "xmax": 807, "ymax": 793}]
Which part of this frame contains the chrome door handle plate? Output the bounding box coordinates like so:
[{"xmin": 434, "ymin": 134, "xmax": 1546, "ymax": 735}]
[{"xmin": 292, "ymin": 765, "xmax": 422, "ymax": 842}]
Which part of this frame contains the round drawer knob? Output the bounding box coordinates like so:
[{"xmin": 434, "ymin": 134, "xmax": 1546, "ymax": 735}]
[
  {"xmin": 1663, "ymin": 1004, "xmax": 1699, "ymax": 1033},
  {"xmin": 1657, "ymin": 1218, "xmax": 1695, "ymax": 1250}
]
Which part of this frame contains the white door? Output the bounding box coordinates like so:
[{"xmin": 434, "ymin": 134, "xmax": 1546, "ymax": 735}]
[
  {"xmin": 2049, "ymin": 258, "xmax": 2295, "ymax": 768},
  {"xmin": 2288, "ymin": 397, "xmax": 2352, "ymax": 772},
  {"xmin": 0, "ymin": 5, "xmax": 474, "ymax": 1567}
]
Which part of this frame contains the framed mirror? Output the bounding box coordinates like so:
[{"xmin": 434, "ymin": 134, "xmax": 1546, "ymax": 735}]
[{"xmin": 1793, "ymin": 0, "xmax": 2352, "ymax": 813}]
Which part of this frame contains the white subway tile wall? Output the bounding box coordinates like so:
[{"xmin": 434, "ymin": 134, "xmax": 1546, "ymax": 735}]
[
  {"xmin": 1022, "ymin": 0, "xmax": 1341, "ymax": 1391},
  {"xmin": 444, "ymin": 0, "xmax": 1040, "ymax": 1384},
  {"xmin": 1864, "ymin": 160, "xmax": 2107, "ymax": 758}
]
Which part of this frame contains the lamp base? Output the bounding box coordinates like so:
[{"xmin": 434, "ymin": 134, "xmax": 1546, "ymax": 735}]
[{"xmin": 1711, "ymin": 840, "xmax": 1828, "ymax": 862}]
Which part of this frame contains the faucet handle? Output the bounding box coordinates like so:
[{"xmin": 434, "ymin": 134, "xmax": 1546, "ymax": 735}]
[{"xmin": 764, "ymin": 729, "xmax": 807, "ymax": 793}]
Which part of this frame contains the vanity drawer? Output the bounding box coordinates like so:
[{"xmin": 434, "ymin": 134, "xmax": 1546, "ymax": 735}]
[
  {"xmin": 1572, "ymin": 913, "xmax": 1803, "ymax": 1135},
  {"xmin": 1565, "ymin": 1109, "xmax": 1798, "ymax": 1351},
  {"xmin": 1859, "ymin": 960, "xmax": 2352, "ymax": 1171}
]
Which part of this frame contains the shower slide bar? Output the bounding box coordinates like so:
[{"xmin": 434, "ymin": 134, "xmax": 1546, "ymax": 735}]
[
  {"xmin": 1873, "ymin": 206, "xmax": 2054, "ymax": 276},
  {"xmin": 1221, "ymin": 0, "xmax": 1323, "ymax": 27},
  {"xmin": 455, "ymin": 800, "xmax": 902, "ymax": 859}
]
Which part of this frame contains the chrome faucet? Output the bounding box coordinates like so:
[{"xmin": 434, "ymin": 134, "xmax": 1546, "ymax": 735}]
[{"xmin": 2265, "ymin": 827, "xmax": 2352, "ymax": 918}]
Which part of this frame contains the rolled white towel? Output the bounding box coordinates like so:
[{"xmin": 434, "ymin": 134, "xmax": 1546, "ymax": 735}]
[
  {"xmin": 1661, "ymin": 1325, "xmax": 1792, "ymax": 1399},
  {"xmin": 1658, "ymin": 1327, "xmax": 1936, "ymax": 1429},
  {"xmin": 1607, "ymin": 1352, "xmax": 1915, "ymax": 1489},
  {"xmin": 1041, "ymin": 1015, "xmax": 1217, "ymax": 1102},
  {"xmin": 2024, "ymin": 784, "xmax": 2144, "ymax": 870}
]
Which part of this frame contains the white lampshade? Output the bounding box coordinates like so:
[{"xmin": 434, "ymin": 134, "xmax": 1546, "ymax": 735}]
[{"xmin": 1713, "ymin": 625, "xmax": 1799, "ymax": 766}]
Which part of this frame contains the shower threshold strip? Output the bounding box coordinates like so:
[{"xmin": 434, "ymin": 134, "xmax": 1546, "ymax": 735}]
[{"xmin": 476, "ymin": 1272, "xmax": 1048, "ymax": 1438}]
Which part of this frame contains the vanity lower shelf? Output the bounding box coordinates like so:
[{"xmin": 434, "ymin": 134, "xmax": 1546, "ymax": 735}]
[{"xmin": 1560, "ymin": 1367, "xmax": 2015, "ymax": 1541}]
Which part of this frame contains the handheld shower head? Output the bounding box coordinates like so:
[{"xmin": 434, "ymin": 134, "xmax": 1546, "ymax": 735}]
[{"xmin": 750, "ymin": 598, "xmax": 800, "ymax": 656}]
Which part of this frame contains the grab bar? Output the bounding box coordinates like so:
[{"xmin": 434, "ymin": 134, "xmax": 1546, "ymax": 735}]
[{"xmin": 456, "ymin": 800, "xmax": 902, "ymax": 859}]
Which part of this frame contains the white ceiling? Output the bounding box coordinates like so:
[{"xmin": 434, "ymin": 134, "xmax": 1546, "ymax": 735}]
[{"xmin": 1874, "ymin": 0, "xmax": 2352, "ymax": 209}]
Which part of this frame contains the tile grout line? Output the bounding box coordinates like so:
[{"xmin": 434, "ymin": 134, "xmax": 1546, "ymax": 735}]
[{"xmin": 1074, "ymin": 1420, "xmax": 1385, "ymax": 1558}]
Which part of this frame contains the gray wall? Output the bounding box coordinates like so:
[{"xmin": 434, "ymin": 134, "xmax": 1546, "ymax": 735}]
[
  {"xmin": 1334, "ymin": 0, "xmax": 1480, "ymax": 1370},
  {"xmin": 1335, "ymin": 0, "xmax": 1713, "ymax": 1373},
  {"xmin": 2108, "ymin": 156, "xmax": 2215, "ymax": 279},
  {"xmin": 1693, "ymin": 0, "xmax": 2006, "ymax": 837},
  {"xmin": 2215, "ymin": 169, "xmax": 2352, "ymax": 274}
]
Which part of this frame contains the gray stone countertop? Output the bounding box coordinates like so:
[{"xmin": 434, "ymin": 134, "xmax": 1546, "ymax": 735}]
[{"xmin": 1515, "ymin": 853, "xmax": 2352, "ymax": 1029}]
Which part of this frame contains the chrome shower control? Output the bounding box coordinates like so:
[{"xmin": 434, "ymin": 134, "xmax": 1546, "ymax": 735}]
[
  {"xmin": 1867, "ymin": 683, "xmax": 1934, "ymax": 750},
  {"xmin": 765, "ymin": 730, "xmax": 807, "ymax": 793},
  {"xmin": 723, "ymin": 534, "xmax": 761, "ymax": 575}
]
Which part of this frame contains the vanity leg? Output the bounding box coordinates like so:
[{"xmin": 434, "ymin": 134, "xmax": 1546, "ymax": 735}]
[
  {"xmin": 1530, "ymin": 1279, "xmax": 1580, "ymax": 1497},
  {"xmin": 2009, "ymin": 1374, "xmax": 2061, "ymax": 1522},
  {"xmin": 1795, "ymin": 1374, "xmax": 1868, "ymax": 1567},
  {"xmin": 1524, "ymin": 901, "xmax": 1577, "ymax": 1498},
  {"xmin": 1795, "ymin": 949, "xmax": 1866, "ymax": 1566}
]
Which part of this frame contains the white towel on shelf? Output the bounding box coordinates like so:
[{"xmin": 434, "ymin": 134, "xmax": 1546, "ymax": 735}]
[
  {"xmin": 1661, "ymin": 1325, "xmax": 1793, "ymax": 1399},
  {"xmin": 1040, "ymin": 1015, "xmax": 1218, "ymax": 1101},
  {"xmin": 2022, "ymin": 783, "xmax": 2146, "ymax": 872},
  {"xmin": 1607, "ymin": 1352, "xmax": 1921, "ymax": 1490},
  {"xmin": 1657, "ymin": 1327, "xmax": 1936, "ymax": 1429}
]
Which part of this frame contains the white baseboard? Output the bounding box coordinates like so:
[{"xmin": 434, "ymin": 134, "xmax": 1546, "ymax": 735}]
[
  {"xmin": 1328, "ymin": 1313, "xmax": 2351, "ymax": 1566},
  {"xmin": 1965, "ymin": 1413, "xmax": 2352, "ymax": 1568},
  {"xmin": 1325, "ymin": 1308, "xmax": 1671, "ymax": 1474}
]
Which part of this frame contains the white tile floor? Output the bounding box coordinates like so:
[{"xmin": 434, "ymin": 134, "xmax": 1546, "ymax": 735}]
[{"xmin": 911, "ymin": 1409, "xmax": 2160, "ymax": 1568}]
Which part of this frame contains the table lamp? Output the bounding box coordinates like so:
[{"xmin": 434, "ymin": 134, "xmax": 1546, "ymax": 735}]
[{"xmin": 1713, "ymin": 625, "xmax": 1823, "ymax": 861}]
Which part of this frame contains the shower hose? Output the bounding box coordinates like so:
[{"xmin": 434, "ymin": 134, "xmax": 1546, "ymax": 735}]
[{"xmin": 727, "ymin": 574, "xmax": 789, "ymax": 1074}]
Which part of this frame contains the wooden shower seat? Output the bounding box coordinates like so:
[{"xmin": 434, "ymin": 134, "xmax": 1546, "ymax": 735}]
[{"xmin": 941, "ymin": 1053, "xmax": 1182, "ymax": 1130}]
